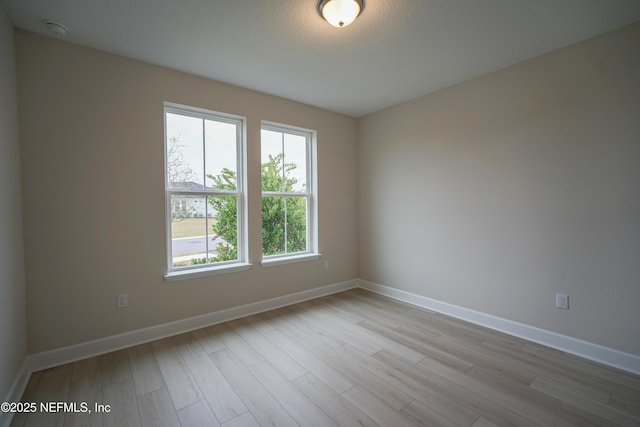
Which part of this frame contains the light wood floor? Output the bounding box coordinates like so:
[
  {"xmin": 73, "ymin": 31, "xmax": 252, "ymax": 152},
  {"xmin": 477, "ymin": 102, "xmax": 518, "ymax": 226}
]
[{"xmin": 11, "ymin": 289, "xmax": 640, "ymax": 427}]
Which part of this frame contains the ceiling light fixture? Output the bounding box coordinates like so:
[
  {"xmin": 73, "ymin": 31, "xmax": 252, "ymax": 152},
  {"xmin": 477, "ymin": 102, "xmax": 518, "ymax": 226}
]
[
  {"xmin": 317, "ymin": 0, "xmax": 364, "ymax": 28},
  {"xmin": 44, "ymin": 20, "xmax": 69, "ymax": 36}
]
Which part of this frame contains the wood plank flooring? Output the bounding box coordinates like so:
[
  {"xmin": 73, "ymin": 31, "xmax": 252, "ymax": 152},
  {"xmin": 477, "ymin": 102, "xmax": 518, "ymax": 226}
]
[{"xmin": 10, "ymin": 289, "xmax": 640, "ymax": 426}]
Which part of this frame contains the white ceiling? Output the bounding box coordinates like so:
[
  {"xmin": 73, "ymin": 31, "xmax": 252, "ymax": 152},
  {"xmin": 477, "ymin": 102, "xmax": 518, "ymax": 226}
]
[{"xmin": 3, "ymin": 0, "xmax": 640, "ymax": 117}]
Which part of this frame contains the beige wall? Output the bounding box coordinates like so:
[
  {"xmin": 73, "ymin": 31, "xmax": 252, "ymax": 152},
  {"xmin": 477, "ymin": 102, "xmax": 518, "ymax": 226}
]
[
  {"xmin": 16, "ymin": 30, "xmax": 358, "ymax": 353},
  {"xmin": 357, "ymin": 22, "xmax": 640, "ymax": 356},
  {"xmin": 14, "ymin": 17, "xmax": 640, "ymax": 359},
  {"xmin": 0, "ymin": 6, "xmax": 27, "ymax": 399}
]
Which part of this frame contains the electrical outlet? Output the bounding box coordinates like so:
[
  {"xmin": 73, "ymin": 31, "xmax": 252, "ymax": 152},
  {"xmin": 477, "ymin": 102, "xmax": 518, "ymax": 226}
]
[
  {"xmin": 116, "ymin": 293, "xmax": 128, "ymax": 308},
  {"xmin": 324, "ymin": 260, "xmax": 329, "ymax": 270},
  {"xmin": 556, "ymin": 293, "xmax": 569, "ymax": 309}
]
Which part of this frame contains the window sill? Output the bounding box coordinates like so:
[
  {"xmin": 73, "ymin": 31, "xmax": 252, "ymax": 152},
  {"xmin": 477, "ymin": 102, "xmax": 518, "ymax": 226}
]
[
  {"xmin": 164, "ymin": 262, "xmax": 252, "ymax": 282},
  {"xmin": 261, "ymin": 253, "xmax": 321, "ymax": 268}
]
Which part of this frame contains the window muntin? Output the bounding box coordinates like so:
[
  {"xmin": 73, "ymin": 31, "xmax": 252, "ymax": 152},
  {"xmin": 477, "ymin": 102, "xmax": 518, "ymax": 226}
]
[
  {"xmin": 261, "ymin": 123, "xmax": 316, "ymax": 259},
  {"xmin": 165, "ymin": 104, "xmax": 246, "ymax": 272}
]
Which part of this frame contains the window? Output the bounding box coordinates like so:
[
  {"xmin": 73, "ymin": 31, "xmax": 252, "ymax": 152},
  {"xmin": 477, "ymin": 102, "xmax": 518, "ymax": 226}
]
[
  {"xmin": 164, "ymin": 103, "xmax": 248, "ymax": 280},
  {"xmin": 261, "ymin": 122, "xmax": 318, "ymax": 264}
]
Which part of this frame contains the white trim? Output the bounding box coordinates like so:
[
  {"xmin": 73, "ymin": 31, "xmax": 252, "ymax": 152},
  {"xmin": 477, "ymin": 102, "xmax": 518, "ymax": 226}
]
[
  {"xmin": 164, "ymin": 262, "xmax": 252, "ymax": 281},
  {"xmin": 261, "ymin": 121, "xmax": 312, "ymax": 137},
  {"xmin": 26, "ymin": 280, "xmax": 358, "ymax": 373},
  {"xmin": 358, "ymin": 280, "xmax": 640, "ymax": 376},
  {"xmin": 10, "ymin": 275, "xmax": 639, "ymax": 423},
  {"xmin": 1, "ymin": 358, "xmax": 30, "ymax": 427},
  {"xmin": 260, "ymin": 121, "xmax": 318, "ymax": 257},
  {"xmin": 164, "ymin": 102, "xmax": 248, "ymax": 274},
  {"xmin": 261, "ymin": 253, "xmax": 321, "ymax": 268}
]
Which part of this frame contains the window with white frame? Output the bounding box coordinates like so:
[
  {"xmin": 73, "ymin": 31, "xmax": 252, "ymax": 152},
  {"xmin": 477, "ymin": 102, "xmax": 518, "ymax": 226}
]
[
  {"xmin": 261, "ymin": 122, "xmax": 318, "ymax": 261},
  {"xmin": 164, "ymin": 103, "xmax": 247, "ymax": 277}
]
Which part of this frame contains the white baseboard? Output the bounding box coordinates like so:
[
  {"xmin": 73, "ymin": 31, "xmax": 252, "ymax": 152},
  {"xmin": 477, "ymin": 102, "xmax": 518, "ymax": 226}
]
[
  {"xmin": 6, "ymin": 274, "xmax": 638, "ymax": 427},
  {"xmin": 1, "ymin": 358, "xmax": 30, "ymax": 427},
  {"xmin": 5, "ymin": 280, "xmax": 354, "ymax": 427},
  {"xmin": 27, "ymin": 279, "xmax": 358, "ymax": 374},
  {"xmin": 358, "ymin": 279, "xmax": 640, "ymax": 376}
]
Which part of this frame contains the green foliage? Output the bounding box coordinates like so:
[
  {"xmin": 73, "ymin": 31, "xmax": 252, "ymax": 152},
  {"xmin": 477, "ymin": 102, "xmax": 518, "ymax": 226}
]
[
  {"xmin": 261, "ymin": 153, "xmax": 298, "ymax": 192},
  {"xmin": 282, "ymin": 197, "xmax": 307, "ymax": 254},
  {"xmin": 204, "ymin": 153, "xmax": 307, "ymax": 262},
  {"xmin": 206, "ymin": 169, "xmax": 238, "ymax": 262},
  {"xmin": 261, "ymin": 153, "xmax": 307, "ymax": 256}
]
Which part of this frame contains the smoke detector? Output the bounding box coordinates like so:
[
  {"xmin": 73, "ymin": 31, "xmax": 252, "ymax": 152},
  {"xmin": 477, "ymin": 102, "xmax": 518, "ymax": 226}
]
[{"xmin": 44, "ymin": 20, "xmax": 68, "ymax": 36}]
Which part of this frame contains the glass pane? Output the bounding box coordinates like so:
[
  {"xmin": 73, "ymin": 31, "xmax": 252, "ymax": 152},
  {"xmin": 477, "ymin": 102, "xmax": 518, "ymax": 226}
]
[
  {"xmin": 166, "ymin": 113, "xmax": 204, "ymax": 190},
  {"xmin": 171, "ymin": 195, "xmax": 209, "ymax": 267},
  {"xmin": 261, "ymin": 129, "xmax": 284, "ymax": 192},
  {"xmin": 262, "ymin": 196, "xmax": 285, "ymax": 256},
  {"xmin": 286, "ymin": 197, "xmax": 307, "ymax": 253},
  {"xmin": 205, "ymin": 119, "xmax": 237, "ymax": 190},
  {"xmin": 284, "ymin": 133, "xmax": 307, "ymax": 192},
  {"xmin": 207, "ymin": 195, "xmax": 238, "ymax": 262}
]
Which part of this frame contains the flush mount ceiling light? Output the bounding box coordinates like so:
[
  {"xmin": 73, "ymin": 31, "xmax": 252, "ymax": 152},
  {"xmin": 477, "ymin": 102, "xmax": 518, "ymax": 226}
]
[
  {"xmin": 43, "ymin": 20, "xmax": 69, "ymax": 36},
  {"xmin": 317, "ymin": 0, "xmax": 364, "ymax": 28}
]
